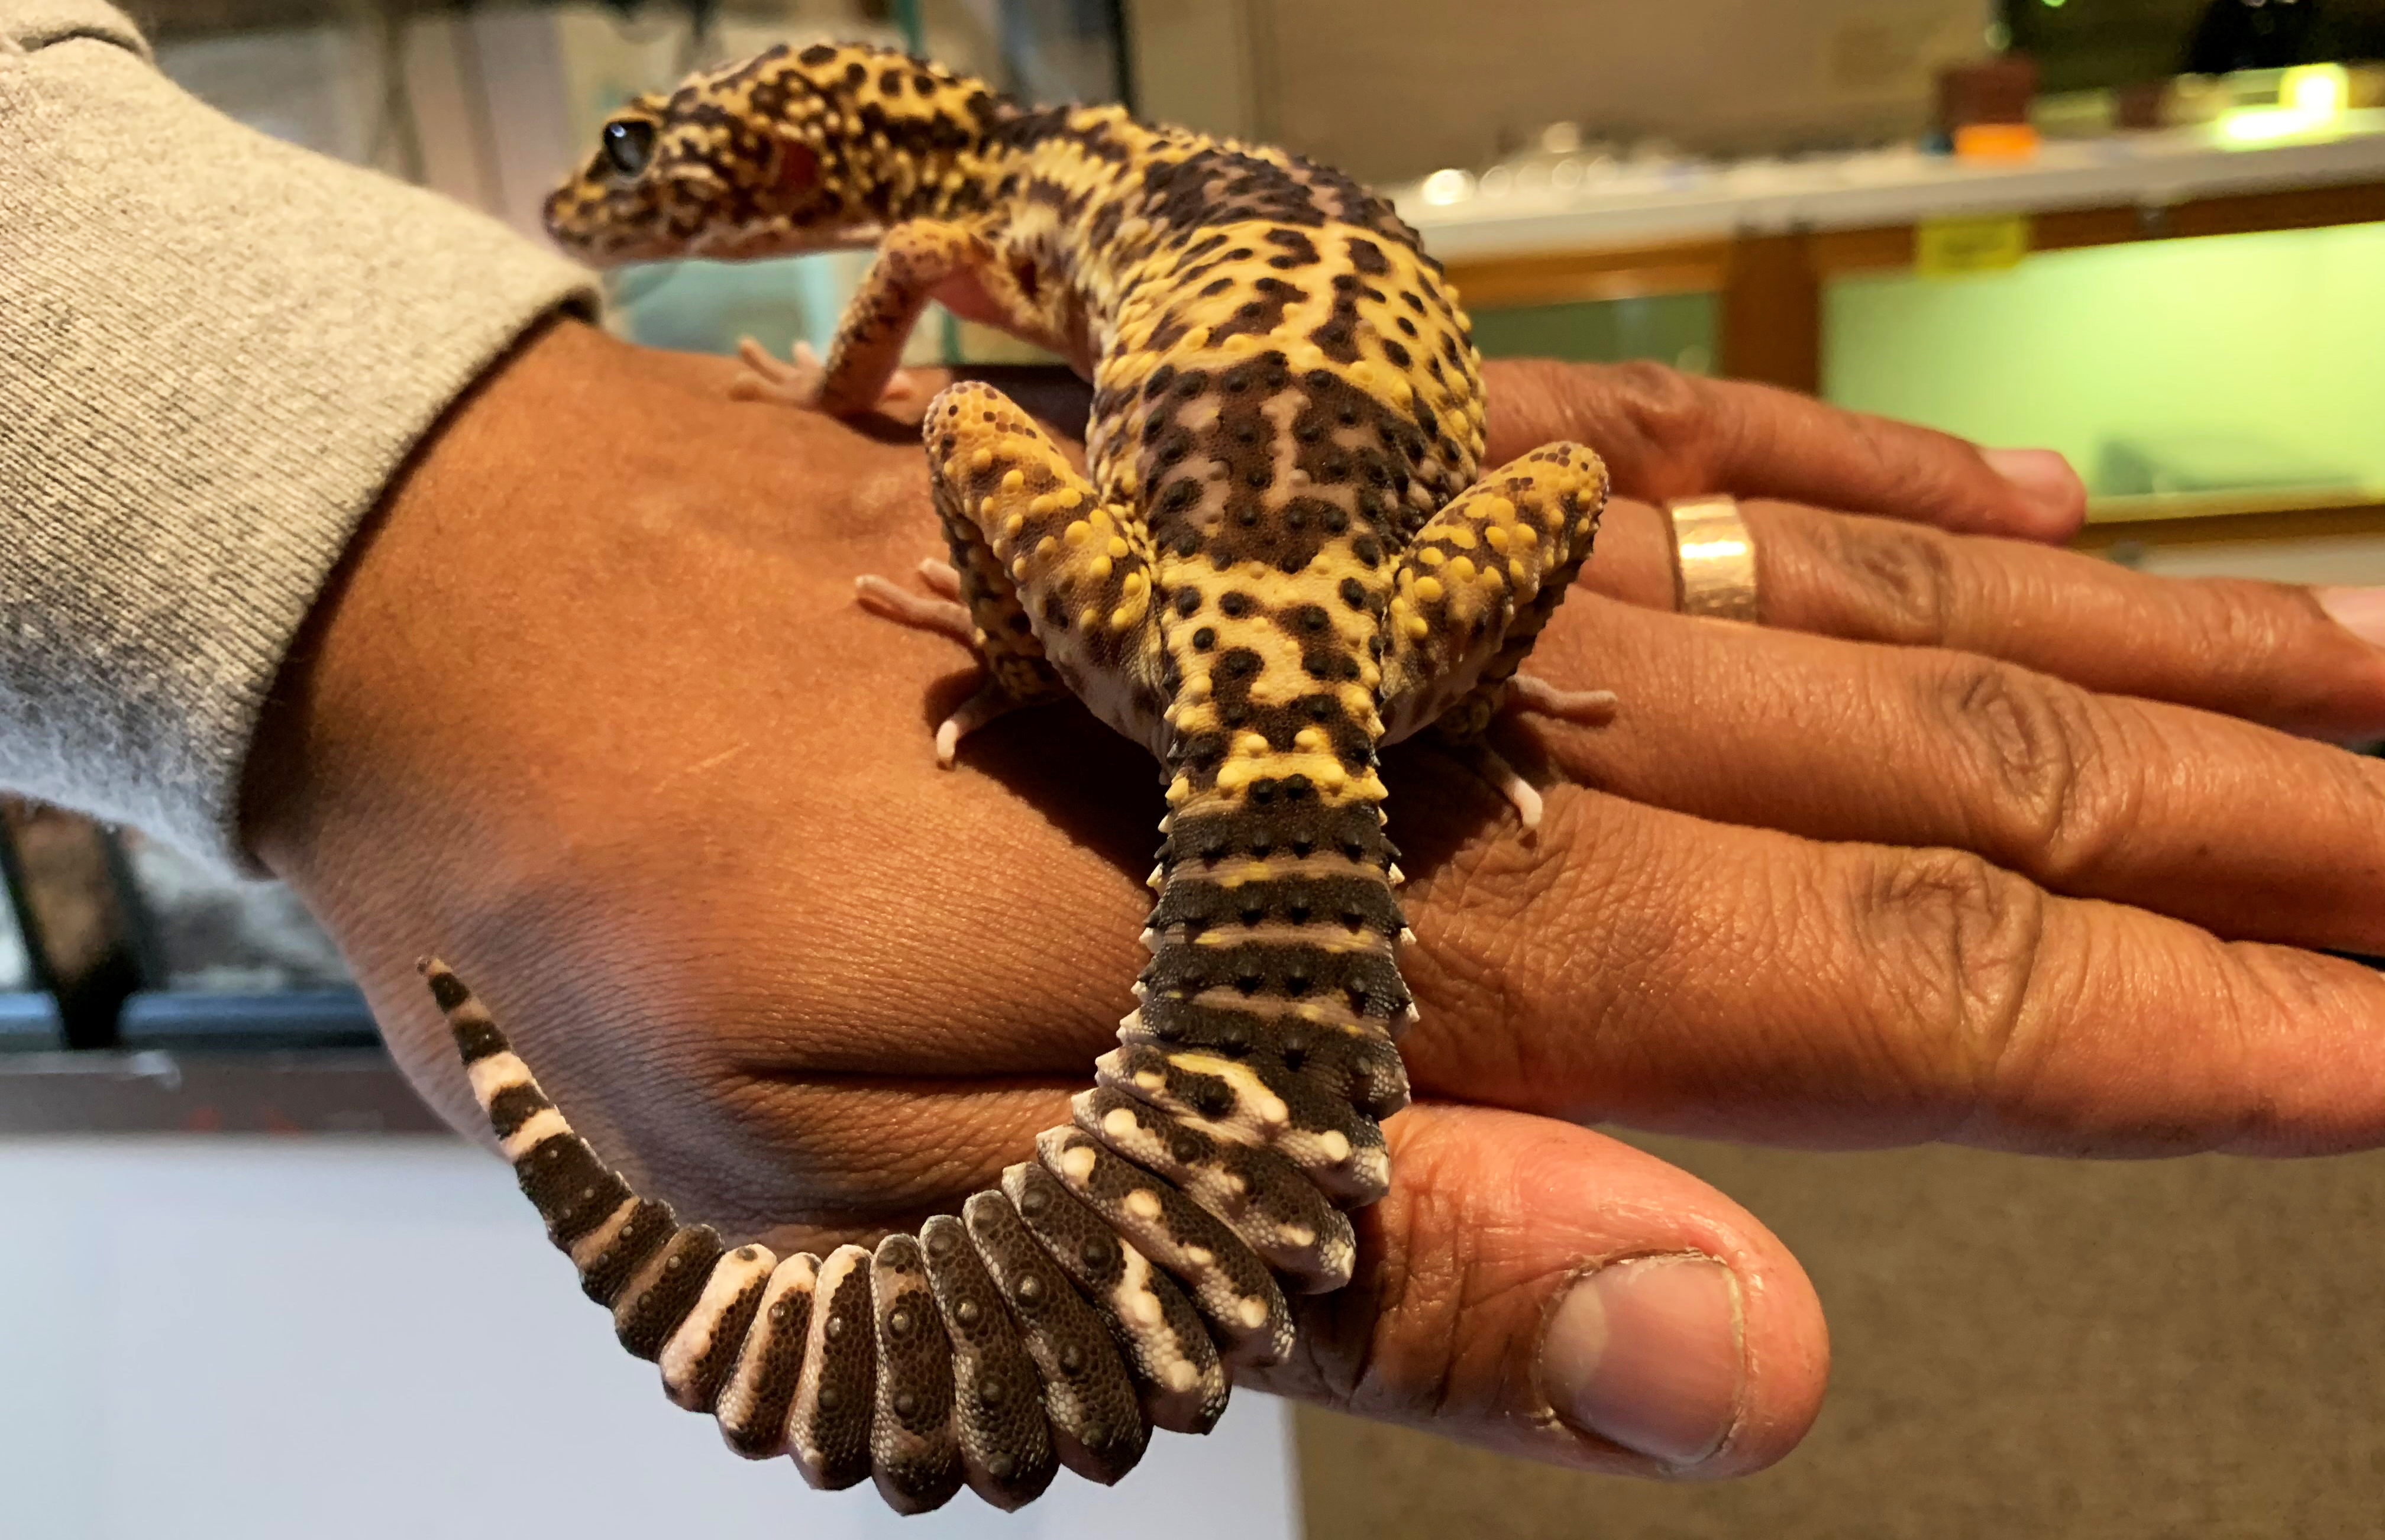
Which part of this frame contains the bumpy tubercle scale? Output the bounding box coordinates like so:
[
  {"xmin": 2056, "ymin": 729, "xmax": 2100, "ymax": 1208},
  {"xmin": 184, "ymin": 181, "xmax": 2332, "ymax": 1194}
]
[{"xmin": 435, "ymin": 35, "xmax": 1608, "ymax": 1516}]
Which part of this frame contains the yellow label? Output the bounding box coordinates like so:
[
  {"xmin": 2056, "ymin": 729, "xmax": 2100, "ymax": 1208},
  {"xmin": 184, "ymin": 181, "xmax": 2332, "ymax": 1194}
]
[{"xmin": 1915, "ymin": 213, "xmax": 2031, "ymax": 277}]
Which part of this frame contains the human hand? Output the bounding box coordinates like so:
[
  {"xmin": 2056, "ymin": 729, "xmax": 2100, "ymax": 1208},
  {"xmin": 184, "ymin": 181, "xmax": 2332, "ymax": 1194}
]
[{"xmin": 239, "ymin": 323, "xmax": 2385, "ymax": 1487}]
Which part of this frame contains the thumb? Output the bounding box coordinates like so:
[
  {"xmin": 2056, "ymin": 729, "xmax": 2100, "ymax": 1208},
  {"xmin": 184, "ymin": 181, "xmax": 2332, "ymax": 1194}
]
[{"xmin": 1259, "ymin": 1103, "xmax": 1828, "ymax": 1477}]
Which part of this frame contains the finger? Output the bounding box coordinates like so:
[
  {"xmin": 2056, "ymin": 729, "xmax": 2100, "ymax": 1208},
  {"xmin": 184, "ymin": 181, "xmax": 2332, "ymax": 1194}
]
[
  {"xmin": 1389, "ymin": 771, "xmax": 2385, "ymax": 1157},
  {"xmin": 1663, "ymin": 500, "xmax": 2385, "ymax": 742},
  {"xmin": 1482, "ymin": 359, "xmax": 2085, "ymax": 541},
  {"xmin": 1248, "ymin": 1102, "xmax": 1827, "ymax": 1478},
  {"xmin": 1517, "ymin": 596, "xmax": 2385, "ymax": 952}
]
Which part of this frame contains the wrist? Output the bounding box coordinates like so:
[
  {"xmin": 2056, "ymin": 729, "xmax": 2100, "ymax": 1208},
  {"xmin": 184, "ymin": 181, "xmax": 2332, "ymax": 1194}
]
[{"xmin": 237, "ymin": 316, "xmax": 626, "ymax": 881}]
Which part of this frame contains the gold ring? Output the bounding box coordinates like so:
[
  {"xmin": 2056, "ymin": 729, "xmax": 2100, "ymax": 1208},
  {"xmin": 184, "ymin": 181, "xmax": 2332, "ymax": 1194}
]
[{"xmin": 1666, "ymin": 496, "xmax": 1759, "ymax": 623}]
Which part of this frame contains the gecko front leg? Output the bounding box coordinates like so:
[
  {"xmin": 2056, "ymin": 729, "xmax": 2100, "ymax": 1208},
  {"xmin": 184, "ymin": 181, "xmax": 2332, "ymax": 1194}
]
[
  {"xmin": 733, "ymin": 338, "xmax": 929, "ymax": 415},
  {"xmin": 731, "ymin": 219, "xmax": 1038, "ymax": 416},
  {"xmin": 735, "ymin": 221, "xmax": 990, "ymax": 413}
]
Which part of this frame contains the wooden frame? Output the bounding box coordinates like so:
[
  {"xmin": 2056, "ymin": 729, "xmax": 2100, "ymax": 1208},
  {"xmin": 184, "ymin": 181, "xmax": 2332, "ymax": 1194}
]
[
  {"xmin": 2067, "ymin": 499, "xmax": 2385, "ymax": 554},
  {"xmin": 1442, "ymin": 179, "xmax": 2385, "ymax": 397}
]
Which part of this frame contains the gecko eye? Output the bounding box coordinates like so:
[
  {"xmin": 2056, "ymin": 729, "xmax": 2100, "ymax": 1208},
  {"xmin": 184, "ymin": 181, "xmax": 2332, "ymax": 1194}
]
[{"xmin": 600, "ymin": 119, "xmax": 657, "ymax": 179}]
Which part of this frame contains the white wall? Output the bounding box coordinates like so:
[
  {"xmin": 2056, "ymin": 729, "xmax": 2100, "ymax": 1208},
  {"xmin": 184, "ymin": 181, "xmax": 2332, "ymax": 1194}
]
[{"xmin": 0, "ymin": 1138, "xmax": 1299, "ymax": 1540}]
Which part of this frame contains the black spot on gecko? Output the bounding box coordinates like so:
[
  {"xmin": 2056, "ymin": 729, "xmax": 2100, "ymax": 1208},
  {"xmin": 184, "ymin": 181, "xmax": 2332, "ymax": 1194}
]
[{"xmin": 1309, "ymin": 317, "xmax": 1359, "ymax": 363}]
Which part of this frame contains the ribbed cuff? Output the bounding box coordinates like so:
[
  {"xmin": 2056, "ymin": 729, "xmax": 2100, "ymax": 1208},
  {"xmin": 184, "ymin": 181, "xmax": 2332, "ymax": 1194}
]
[{"xmin": 0, "ymin": 13, "xmax": 596, "ymax": 873}]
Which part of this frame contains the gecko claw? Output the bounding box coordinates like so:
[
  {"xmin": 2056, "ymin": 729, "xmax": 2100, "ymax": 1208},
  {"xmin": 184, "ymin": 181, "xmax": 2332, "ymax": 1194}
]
[
  {"xmin": 931, "ymin": 678, "xmax": 1029, "ymax": 766},
  {"xmin": 857, "ymin": 574, "xmax": 977, "ymax": 646},
  {"xmin": 1469, "ymin": 743, "xmax": 1544, "ymax": 832},
  {"xmin": 1508, "ymin": 672, "xmax": 1620, "ymax": 726},
  {"xmin": 917, "ymin": 558, "xmax": 964, "ymax": 599}
]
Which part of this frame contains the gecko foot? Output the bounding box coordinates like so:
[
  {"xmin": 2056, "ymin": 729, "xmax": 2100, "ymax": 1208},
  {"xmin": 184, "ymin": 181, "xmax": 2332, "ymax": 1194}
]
[
  {"xmin": 1469, "ymin": 742, "xmax": 1545, "ymax": 833},
  {"xmin": 729, "ymin": 338, "xmax": 921, "ymax": 413},
  {"xmin": 917, "ymin": 557, "xmax": 962, "ymax": 600},
  {"xmin": 856, "ymin": 573, "xmax": 975, "ymax": 646},
  {"xmin": 933, "ymin": 678, "xmax": 1029, "ymax": 768},
  {"xmin": 1508, "ymin": 672, "xmax": 1620, "ymax": 727},
  {"xmin": 730, "ymin": 337, "xmax": 828, "ymax": 409}
]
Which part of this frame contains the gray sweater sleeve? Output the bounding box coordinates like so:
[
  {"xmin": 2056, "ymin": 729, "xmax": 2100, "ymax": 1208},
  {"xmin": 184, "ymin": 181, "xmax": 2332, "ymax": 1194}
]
[{"xmin": 0, "ymin": 1, "xmax": 597, "ymax": 873}]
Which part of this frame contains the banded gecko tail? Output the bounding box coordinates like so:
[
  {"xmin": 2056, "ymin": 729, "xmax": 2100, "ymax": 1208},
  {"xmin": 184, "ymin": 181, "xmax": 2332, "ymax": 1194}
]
[
  {"xmin": 1111, "ymin": 792, "xmax": 1417, "ymax": 1292},
  {"xmin": 418, "ymin": 957, "xmax": 1113, "ymax": 1513}
]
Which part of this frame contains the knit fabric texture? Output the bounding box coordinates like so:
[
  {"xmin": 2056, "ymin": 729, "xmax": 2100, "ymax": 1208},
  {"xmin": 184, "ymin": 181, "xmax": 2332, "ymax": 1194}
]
[{"xmin": 0, "ymin": 1, "xmax": 596, "ymax": 872}]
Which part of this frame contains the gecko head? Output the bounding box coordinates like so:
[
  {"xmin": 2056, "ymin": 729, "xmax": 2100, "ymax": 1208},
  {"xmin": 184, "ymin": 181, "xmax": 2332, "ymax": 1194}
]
[{"xmin": 543, "ymin": 41, "xmax": 1011, "ymax": 266}]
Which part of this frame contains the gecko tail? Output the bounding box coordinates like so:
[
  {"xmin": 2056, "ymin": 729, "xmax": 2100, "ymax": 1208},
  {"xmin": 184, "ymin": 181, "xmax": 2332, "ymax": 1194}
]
[
  {"xmin": 415, "ymin": 959, "xmax": 1106, "ymax": 1512},
  {"xmin": 418, "ymin": 959, "xmax": 829, "ymax": 1458}
]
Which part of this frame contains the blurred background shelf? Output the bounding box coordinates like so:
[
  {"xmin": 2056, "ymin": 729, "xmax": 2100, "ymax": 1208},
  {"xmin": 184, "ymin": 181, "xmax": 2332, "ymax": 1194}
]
[
  {"xmin": 115, "ymin": 988, "xmax": 382, "ymax": 1052},
  {"xmin": 0, "ymin": 995, "xmax": 63, "ymax": 1053},
  {"xmin": 0, "ymin": 1047, "xmax": 439, "ymax": 1134}
]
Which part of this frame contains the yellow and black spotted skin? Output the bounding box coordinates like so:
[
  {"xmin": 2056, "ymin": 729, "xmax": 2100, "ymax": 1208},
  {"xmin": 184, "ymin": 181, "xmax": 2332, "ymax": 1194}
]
[{"xmin": 429, "ymin": 38, "xmax": 1608, "ymax": 1515}]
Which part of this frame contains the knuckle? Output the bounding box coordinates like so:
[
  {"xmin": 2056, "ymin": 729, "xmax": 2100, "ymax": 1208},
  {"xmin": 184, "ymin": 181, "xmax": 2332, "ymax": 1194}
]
[
  {"xmin": 1808, "ymin": 515, "xmax": 1958, "ymax": 644},
  {"xmin": 2199, "ymin": 577, "xmax": 2321, "ymax": 671},
  {"xmin": 1483, "ymin": 358, "xmax": 1579, "ymax": 453},
  {"xmin": 1851, "ymin": 845, "xmax": 2047, "ymax": 1108},
  {"xmin": 1830, "ymin": 404, "xmax": 1983, "ymax": 524},
  {"xmin": 1837, "ymin": 407, "xmax": 1930, "ymax": 498},
  {"xmin": 1925, "ymin": 656, "xmax": 2116, "ymax": 876},
  {"xmin": 1606, "ymin": 360, "xmax": 1712, "ymax": 464}
]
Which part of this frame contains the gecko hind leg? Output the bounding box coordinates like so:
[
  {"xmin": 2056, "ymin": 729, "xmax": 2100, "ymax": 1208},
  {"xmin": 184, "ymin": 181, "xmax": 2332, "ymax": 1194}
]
[
  {"xmin": 1468, "ymin": 741, "xmax": 1547, "ymax": 832},
  {"xmin": 916, "ymin": 379, "xmax": 1169, "ymax": 755},
  {"xmin": 916, "ymin": 557, "xmax": 962, "ymax": 600},
  {"xmin": 855, "ymin": 562, "xmax": 974, "ymax": 648},
  {"xmin": 855, "ymin": 558, "xmax": 967, "ymax": 630},
  {"xmin": 857, "ymin": 499, "xmax": 1066, "ymax": 766},
  {"xmin": 853, "ymin": 570, "xmax": 1025, "ymax": 768},
  {"xmin": 1481, "ymin": 673, "xmax": 1619, "ymax": 830},
  {"xmin": 927, "ymin": 679, "xmax": 1030, "ymax": 769},
  {"xmin": 1378, "ymin": 442, "xmax": 1612, "ymax": 832},
  {"xmin": 855, "ymin": 576, "xmax": 971, "ymax": 646}
]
